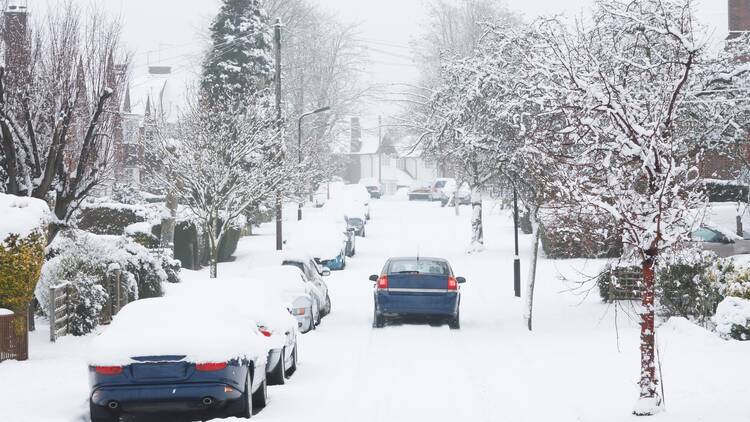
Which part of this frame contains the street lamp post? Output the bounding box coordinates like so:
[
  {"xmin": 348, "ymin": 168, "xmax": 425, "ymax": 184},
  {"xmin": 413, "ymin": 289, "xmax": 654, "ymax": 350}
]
[
  {"xmin": 513, "ymin": 187, "xmax": 521, "ymax": 297},
  {"xmin": 297, "ymin": 106, "xmax": 331, "ymax": 221}
]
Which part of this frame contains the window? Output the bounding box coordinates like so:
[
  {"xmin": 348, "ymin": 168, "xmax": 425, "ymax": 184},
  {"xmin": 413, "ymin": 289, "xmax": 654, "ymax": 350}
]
[
  {"xmin": 424, "ymin": 159, "xmax": 435, "ymax": 169},
  {"xmin": 381, "ymin": 154, "xmax": 391, "ymax": 167},
  {"xmin": 397, "ymin": 159, "xmax": 406, "ymax": 170},
  {"xmin": 387, "ymin": 259, "xmax": 450, "ymax": 275}
]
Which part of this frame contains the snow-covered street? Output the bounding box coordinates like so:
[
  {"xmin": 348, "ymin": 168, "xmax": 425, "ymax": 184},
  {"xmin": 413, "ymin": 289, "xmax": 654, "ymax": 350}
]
[
  {"xmin": 1, "ymin": 199, "xmax": 750, "ymax": 422},
  {"xmin": 213, "ymin": 199, "xmax": 748, "ymax": 422}
]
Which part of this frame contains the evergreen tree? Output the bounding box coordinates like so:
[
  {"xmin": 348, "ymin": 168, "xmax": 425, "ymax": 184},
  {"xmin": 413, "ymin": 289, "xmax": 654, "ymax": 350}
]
[{"xmin": 201, "ymin": 0, "xmax": 274, "ymax": 106}]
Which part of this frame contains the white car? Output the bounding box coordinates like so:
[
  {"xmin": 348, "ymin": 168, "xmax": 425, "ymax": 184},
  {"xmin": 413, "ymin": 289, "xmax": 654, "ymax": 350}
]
[
  {"xmin": 281, "ymin": 251, "xmax": 332, "ymax": 317},
  {"xmin": 249, "ymin": 266, "xmax": 323, "ymax": 333},
  {"xmin": 286, "ymin": 216, "xmax": 349, "ymax": 270},
  {"xmin": 182, "ymin": 278, "xmax": 301, "ymax": 386},
  {"xmin": 342, "ymin": 184, "xmax": 371, "ymax": 220}
]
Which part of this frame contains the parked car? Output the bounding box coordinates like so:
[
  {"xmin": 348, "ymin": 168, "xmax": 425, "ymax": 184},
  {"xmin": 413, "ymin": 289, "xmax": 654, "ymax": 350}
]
[
  {"xmin": 690, "ymin": 227, "xmax": 736, "ymax": 257},
  {"xmin": 429, "ymin": 177, "xmax": 456, "ymax": 202},
  {"xmin": 408, "ymin": 183, "xmax": 432, "ymax": 201},
  {"xmin": 286, "ymin": 217, "xmax": 349, "ymax": 270},
  {"xmin": 440, "ymin": 181, "xmax": 471, "ymax": 206},
  {"xmin": 251, "ymin": 266, "xmax": 325, "ymax": 333},
  {"xmin": 359, "ymin": 178, "xmax": 382, "ymax": 199},
  {"xmin": 88, "ymin": 298, "xmax": 270, "ymax": 422},
  {"xmin": 343, "ymin": 184, "xmax": 371, "ymax": 220},
  {"xmin": 186, "ymin": 277, "xmax": 300, "ymax": 386},
  {"xmin": 370, "ymin": 257, "xmax": 466, "ymax": 329},
  {"xmin": 282, "ymin": 252, "xmax": 332, "ymax": 317}
]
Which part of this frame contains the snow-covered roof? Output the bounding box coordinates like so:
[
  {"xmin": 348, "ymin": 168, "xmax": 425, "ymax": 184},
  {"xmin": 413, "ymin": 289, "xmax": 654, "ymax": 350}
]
[{"xmin": 0, "ymin": 193, "xmax": 49, "ymax": 243}]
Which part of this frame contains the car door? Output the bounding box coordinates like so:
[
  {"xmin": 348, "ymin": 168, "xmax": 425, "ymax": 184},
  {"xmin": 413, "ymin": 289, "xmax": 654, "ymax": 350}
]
[{"xmin": 301, "ymin": 261, "xmax": 326, "ymax": 304}]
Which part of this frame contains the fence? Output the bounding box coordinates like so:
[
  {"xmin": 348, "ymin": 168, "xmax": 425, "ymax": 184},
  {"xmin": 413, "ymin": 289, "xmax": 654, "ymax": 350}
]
[
  {"xmin": 605, "ymin": 267, "xmax": 642, "ymax": 302},
  {"xmin": 0, "ymin": 312, "xmax": 28, "ymax": 362},
  {"xmin": 49, "ymin": 282, "xmax": 71, "ymax": 343},
  {"xmin": 100, "ymin": 267, "xmax": 130, "ymax": 325}
]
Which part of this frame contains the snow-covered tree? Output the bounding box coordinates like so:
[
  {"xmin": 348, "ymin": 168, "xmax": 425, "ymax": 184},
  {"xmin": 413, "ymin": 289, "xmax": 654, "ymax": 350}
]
[
  {"xmin": 0, "ymin": 5, "xmax": 126, "ymax": 241},
  {"xmin": 156, "ymin": 94, "xmax": 292, "ymax": 278},
  {"xmin": 201, "ymin": 0, "xmax": 273, "ymax": 107},
  {"xmin": 518, "ymin": 0, "xmax": 722, "ymax": 414}
]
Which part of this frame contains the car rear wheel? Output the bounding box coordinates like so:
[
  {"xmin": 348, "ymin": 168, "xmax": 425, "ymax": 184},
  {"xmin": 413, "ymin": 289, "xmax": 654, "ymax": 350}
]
[
  {"xmin": 237, "ymin": 372, "xmax": 253, "ymax": 418},
  {"xmin": 268, "ymin": 348, "xmax": 286, "ymax": 385},
  {"xmin": 449, "ymin": 312, "xmax": 460, "ymax": 330},
  {"xmin": 286, "ymin": 346, "xmax": 298, "ymax": 377},
  {"xmin": 252, "ymin": 378, "xmax": 267, "ymax": 410},
  {"xmin": 323, "ymin": 294, "xmax": 331, "ymax": 315},
  {"xmin": 373, "ymin": 310, "xmax": 385, "ymax": 328}
]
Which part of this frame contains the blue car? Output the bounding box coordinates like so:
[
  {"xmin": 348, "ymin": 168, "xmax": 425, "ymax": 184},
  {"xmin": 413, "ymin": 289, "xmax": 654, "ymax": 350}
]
[
  {"xmin": 370, "ymin": 257, "xmax": 466, "ymax": 329},
  {"xmin": 88, "ymin": 298, "xmax": 270, "ymax": 421}
]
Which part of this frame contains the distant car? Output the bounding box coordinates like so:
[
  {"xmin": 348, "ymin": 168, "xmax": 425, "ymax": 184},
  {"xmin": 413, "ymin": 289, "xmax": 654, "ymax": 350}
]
[
  {"xmin": 347, "ymin": 215, "xmax": 366, "ymax": 237},
  {"xmin": 365, "ymin": 185, "xmax": 382, "ymax": 199},
  {"xmin": 690, "ymin": 227, "xmax": 736, "ymax": 257},
  {"xmin": 440, "ymin": 182, "xmax": 471, "ymax": 206},
  {"xmin": 429, "ymin": 178, "xmax": 456, "ymax": 202},
  {"xmin": 88, "ymin": 298, "xmax": 270, "ymax": 422},
  {"xmin": 408, "ymin": 184, "xmax": 432, "ymax": 201},
  {"xmin": 370, "ymin": 257, "xmax": 466, "ymax": 329},
  {"xmin": 281, "ymin": 253, "xmax": 332, "ymax": 318},
  {"xmin": 343, "ymin": 184, "xmax": 371, "ymax": 220}
]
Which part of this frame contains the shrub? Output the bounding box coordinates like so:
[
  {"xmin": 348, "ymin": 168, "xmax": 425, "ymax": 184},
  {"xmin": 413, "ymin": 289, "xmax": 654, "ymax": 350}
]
[
  {"xmin": 76, "ymin": 204, "xmax": 144, "ymax": 235},
  {"xmin": 0, "ymin": 233, "xmax": 45, "ymax": 314},
  {"xmin": 703, "ymin": 181, "xmax": 749, "ymax": 203},
  {"xmin": 597, "ymin": 265, "xmax": 642, "ymax": 302},
  {"xmin": 539, "ymin": 208, "xmax": 622, "ymax": 259},
  {"xmin": 36, "ymin": 230, "xmax": 179, "ymax": 335},
  {"xmin": 656, "ymin": 257, "xmax": 727, "ymax": 322},
  {"xmin": 713, "ymin": 297, "xmax": 750, "ymax": 341}
]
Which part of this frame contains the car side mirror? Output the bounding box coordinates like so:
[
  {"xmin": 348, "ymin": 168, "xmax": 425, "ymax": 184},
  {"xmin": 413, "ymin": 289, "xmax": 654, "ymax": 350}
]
[
  {"xmin": 456, "ymin": 276, "xmax": 466, "ymax": 284},
  {"xmin": 369, "ymin": 274, "xmax": 379, "ymax": 282},
  {"xmin": 321, "ymin": 268, "xmax": 332, "ymax": 277}
]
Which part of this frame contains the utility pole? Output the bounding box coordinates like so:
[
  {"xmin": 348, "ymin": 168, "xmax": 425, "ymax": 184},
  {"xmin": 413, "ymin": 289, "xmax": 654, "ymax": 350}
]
[
  {"xmin": 513, "ymin": 188, "xmax": 521, "ymax": 297},
  {"xmin": 274, "ymin": 18, "xmax": 283, "ymax": 251},
  {"xmin": 378, "ymin": 115, "xmax": 382, "ymax": 186}
]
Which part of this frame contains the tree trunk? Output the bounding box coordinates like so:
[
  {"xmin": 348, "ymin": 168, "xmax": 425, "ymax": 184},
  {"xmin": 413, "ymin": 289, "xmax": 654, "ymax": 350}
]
[
  {"xmin": 524, "ymin": 218, "xmax": 541, "ymax": 331},
  {"xmin": 633, "ymin": 256, "xmax": 663, "ymax": 416},
  {"xmin": 207, "ymin": 218, "xmax": 218, "ymax": 279},
  {"xmin": 469, "ymin": 186, "xmax": 484, "ymax": 252},
  {"xmin": 160, "ymin": 190, "xmax": 178, "ymax": 253}
]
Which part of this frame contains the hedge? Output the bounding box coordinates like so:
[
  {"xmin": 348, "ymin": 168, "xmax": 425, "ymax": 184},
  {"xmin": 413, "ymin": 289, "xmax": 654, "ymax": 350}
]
[{"xmin": 0, "ymin": 233, "xmax": 45, "ymax": 315}]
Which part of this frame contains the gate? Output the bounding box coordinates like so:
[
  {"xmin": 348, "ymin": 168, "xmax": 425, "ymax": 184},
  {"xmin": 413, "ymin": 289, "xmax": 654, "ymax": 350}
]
[{"xmin": 49, "ymin": 282, "xmax": 71, "ymax": 343}]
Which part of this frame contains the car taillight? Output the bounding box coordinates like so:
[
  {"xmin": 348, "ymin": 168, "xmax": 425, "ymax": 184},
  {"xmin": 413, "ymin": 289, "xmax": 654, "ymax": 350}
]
[
  {"xmin": 377, "ymin": 275, "xmax": 388, "ymax": 289},
  {"xmin": 257, "ymin": 325, "xmax": 272, "ymax": 337},
  {"xmin": 196, "ymin": 362, "xmax": 227, "ymax": 372},
  {"xmin": 94, "ymin": 366, "xmax": 123, "ymax": 375},
  {"xmin": 290, "ymin": 307, "xmax": 306, "ymax": 316},
  {"xmin": 447, "ymin": 277, "xmax": 458, "ymax": 291}
]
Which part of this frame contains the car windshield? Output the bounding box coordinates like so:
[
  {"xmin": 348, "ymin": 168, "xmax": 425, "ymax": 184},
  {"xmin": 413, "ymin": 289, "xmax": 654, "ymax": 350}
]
[
  {"xmin": 387, "ymin": 259, "xmax": 449, "ymax": 275},
  {"xmin": 434, "ymin": 180, "xmax": 447, "ymax": 188},
  {"xmin": 692, "ymin": 228, "xmax": 723, "ymax": 243}
]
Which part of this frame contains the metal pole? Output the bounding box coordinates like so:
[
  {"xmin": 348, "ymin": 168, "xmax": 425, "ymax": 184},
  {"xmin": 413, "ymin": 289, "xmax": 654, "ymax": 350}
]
[
  {"xmin": 274, "ymin": 18, "xmax": 283, "ymax": 251},
  {"xmin": 513, "ymin": 188, "xmax": 521, "ymax": 297}
]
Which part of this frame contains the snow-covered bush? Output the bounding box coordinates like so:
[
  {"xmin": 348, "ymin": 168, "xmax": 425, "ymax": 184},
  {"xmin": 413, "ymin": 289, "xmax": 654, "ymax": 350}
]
[
  {"xmin": 76, "ymin": 202, "xmax": 145, "ymax": 236},
  {"xmin": 703, "ymin": 181, "xmax": 749, "ymax": 203},
  {"xmin": 539, "ymin": 208, "xmax": 622, "ymax": 259},
  {"xmin": 111, "ymin": 183, "xmax": 144, "ymax": 205},
  {"xmin": 713, "ymin": 297, "xmax": 750, "ymax": 341},
  {"xmin": 655, "ymin": 251, "xmax": 731, "ymax": 323},
  {"xmin": 36, "ymin": 230, "xmax": 178, "ymax": 335},
  {"xmin": 597, "ymin": 265, "xmax": 642, "ymax": 302}
]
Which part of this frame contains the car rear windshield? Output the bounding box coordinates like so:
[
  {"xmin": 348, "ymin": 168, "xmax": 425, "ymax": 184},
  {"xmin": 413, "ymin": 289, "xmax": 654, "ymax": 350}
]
[
  {"xmin": 692, "ymin": 228, "xmax": 723, "ymax": 243},
  {"xmin": 387, "ymin": 259, "xmax": 450, "ymax": 275},
  {"xmin": 434, "ymin": 181, "xmax": 447, "ymax": 188}
]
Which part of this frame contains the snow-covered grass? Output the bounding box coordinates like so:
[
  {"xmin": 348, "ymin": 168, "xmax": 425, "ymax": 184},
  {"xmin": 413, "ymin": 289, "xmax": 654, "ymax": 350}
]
[{"xmin": 1, "ymin": 198, "xmax": 749, "ymax": 422}]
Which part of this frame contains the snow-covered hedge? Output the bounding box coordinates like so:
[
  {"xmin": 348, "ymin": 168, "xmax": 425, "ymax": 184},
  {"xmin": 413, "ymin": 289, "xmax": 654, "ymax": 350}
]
[
  {"xmin": 0, "ymin": 194, "xmax": 49, "ymax": 314},
  {"xmin": 36, "ymin": 230, "xmax": 180, "ymax": 335},
  {"xmin": 713, "ymin": 297, "xmax": 750, "ymax": 341},
  {"xmin": 702, "ymin": 180, "xmax": 748, "ymax": 203},
  {"xmin": 539, "ymin": 207, "xmax": 622, "ymax": 259}
]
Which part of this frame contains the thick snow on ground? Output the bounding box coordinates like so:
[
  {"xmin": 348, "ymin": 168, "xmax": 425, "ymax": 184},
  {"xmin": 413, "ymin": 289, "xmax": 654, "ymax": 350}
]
[
  {"xmin": 0, "ymin": 193, "xmax": 49, "ymax": 242},
  {"xmin": 1, "ymin": 199, "xmax": 749, "ymax": 422}
]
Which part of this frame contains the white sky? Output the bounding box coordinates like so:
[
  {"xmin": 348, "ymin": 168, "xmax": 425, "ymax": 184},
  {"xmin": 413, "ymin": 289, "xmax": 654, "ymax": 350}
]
[{"xmin": 28, "ymin": 0, "xmax": 731, "ymax": 116}]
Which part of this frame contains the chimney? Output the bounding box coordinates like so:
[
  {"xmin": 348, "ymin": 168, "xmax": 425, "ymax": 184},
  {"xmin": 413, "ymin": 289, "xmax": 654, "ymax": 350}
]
[
  {"xmin": 350, "ymin": 117, "xmax": 362, "ymax": 153},
  {"xmin": 3, "ymin": 1, "xmax": 30, "ymax": 91},
  {"xmin": 729, "ymin": 0, "xmax": 750, "ymax": 38}
]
